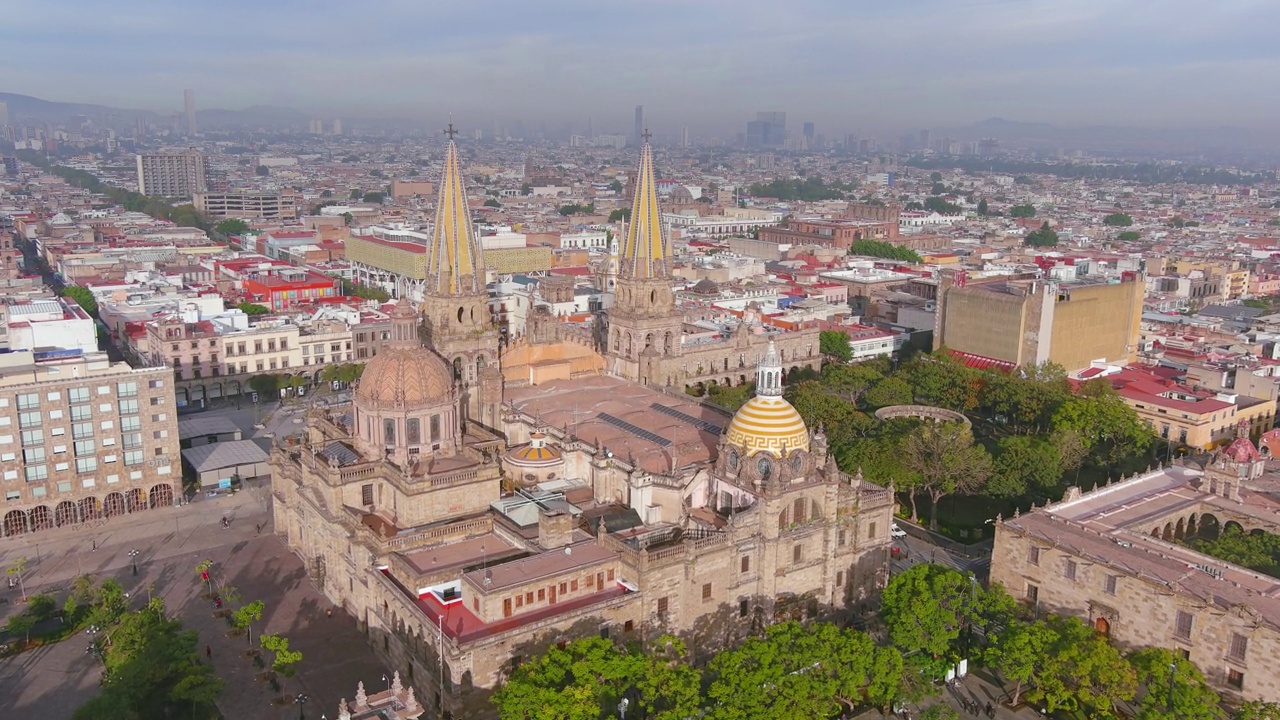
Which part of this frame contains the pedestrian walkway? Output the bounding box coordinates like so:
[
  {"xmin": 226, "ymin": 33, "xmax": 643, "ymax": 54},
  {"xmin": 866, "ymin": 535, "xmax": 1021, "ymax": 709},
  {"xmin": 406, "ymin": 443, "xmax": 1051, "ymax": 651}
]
[{"xmin": 853, "ymin": 669, "xmax": 1047, "ymax": 720}]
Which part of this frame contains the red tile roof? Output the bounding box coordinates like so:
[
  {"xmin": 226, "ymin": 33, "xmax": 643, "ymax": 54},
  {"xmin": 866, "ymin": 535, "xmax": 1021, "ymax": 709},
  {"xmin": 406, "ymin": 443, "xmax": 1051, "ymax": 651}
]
[{"xmin": 946, "ymin": 349, "xmax": 1017, "ymax": 373}]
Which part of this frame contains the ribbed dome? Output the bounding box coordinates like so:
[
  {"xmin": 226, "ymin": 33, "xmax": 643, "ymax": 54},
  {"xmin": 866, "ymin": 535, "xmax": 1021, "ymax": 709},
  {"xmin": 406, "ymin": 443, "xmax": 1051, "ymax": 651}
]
[
  {"xmin": 725, "ymin": 395, "xmax": 810, "ymax": 458},
  {"xmin": 506, "ymin": 433, "xmax": 563, "ymax": 468},
  {"xmin": 355, "ymin": 346, "xmax": 454, "ymax": 410}
]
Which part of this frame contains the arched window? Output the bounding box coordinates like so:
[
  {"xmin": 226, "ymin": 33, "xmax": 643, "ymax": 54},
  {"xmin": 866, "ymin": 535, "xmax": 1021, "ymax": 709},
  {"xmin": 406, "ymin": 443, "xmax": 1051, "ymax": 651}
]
[
  {"xmin": 383, "ymin": 418, "xmax": 396, "ymax": 445},
  {"xmin": 406, "ymin": 418, "xmax": 421, "ymax": 445}
]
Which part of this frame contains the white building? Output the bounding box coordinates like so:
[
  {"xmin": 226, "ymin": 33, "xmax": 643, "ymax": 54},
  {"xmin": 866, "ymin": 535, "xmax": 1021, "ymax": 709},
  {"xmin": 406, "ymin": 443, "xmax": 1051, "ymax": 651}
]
[{"xmin": 5, "ymin": 297, "xmax": 98, "ymax": 354}]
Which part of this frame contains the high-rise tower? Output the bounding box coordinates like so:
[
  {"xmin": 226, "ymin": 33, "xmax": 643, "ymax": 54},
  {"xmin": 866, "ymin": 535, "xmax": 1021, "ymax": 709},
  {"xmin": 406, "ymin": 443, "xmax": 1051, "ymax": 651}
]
[
  {"xmin": 183, "ymin": 89, "xmax": 196, "ymax": 136},
  {"xmin": 419, "ymin": 125, "xmax": 502, "ymax": 429},
  {"xmin": 606, "ymin": 133, "xmax": 683, "ymax": 384}
]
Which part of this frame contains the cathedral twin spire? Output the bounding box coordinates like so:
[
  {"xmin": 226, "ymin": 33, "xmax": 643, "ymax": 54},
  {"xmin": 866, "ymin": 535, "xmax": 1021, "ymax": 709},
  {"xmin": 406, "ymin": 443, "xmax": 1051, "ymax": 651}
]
[
  {"xmin": 426, "ymin": 125, "xmax": 486, "ymax": 296},
  {"xmin": 619, "ymin": 132, "xmax": 671, "ymax": 280}
]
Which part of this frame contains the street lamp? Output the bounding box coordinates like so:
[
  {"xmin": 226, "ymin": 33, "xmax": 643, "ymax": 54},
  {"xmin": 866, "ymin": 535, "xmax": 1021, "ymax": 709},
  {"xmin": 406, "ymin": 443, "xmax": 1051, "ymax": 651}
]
[
  {"xmin": 295, "ymin": 692, "xmax": 308, "ymax": 720},
  {"xmin": 128, "ymin": 548, "xmax": 140, "ymax": 576},
  {"xmin": 1167, "ymin": 661, "xmax": 1178, "ymax": 714}
]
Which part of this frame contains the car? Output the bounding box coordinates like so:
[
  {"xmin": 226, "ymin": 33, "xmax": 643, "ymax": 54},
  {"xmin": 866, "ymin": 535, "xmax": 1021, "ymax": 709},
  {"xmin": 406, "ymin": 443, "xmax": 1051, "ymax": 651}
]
[{"xmin": 890, "ymin": 523, "xmax": 907, "ymax": 538}]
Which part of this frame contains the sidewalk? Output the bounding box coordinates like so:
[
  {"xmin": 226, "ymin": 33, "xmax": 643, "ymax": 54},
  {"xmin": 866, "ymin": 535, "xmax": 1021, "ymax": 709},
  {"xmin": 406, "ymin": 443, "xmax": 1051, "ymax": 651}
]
[{"xmin": 854, "ymin": 669, "xmax": 1047, "ymax": 720}]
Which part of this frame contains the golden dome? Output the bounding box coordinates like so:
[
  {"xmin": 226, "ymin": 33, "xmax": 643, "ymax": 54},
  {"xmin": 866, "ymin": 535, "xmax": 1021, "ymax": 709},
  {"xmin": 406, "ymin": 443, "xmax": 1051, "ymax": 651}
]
[
  {"xmin": 725, "ymin": 395, "xmax": 810, "ymax": 458},
  {"xmin": 506, "ymin": 433, "xmax": 563, "ymax": 467},
  {"xmin": 355, "ymin": 346, "xmax": 454, "ymax": 410}
]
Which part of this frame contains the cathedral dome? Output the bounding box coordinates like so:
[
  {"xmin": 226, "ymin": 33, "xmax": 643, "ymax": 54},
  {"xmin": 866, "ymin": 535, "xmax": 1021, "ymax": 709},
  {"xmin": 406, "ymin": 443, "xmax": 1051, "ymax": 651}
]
[
  {"xmin": 353, "ymin": 297, "xmax": 454, "ymax": 411},
  {"xmin": 725, "ymin": 395, "xmax": 810, "ymax": 458},
  {"xmin": 355, "ymin": 347, "xmax": 454, "ymax": 410},
  {"xmin": 723, "ymin": 338, "xmax": 809, "ymax": 458}
]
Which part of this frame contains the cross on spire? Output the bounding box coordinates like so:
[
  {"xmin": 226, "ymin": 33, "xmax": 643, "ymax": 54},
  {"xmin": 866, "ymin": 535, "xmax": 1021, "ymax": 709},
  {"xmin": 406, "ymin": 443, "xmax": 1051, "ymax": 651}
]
[
  {"xmin": 641, "ymin": 128, "xmax": 652, "ymax": 144},
  {"xmin": 443, "ymin": 123, "xmax": 459, "ymax": 140}
]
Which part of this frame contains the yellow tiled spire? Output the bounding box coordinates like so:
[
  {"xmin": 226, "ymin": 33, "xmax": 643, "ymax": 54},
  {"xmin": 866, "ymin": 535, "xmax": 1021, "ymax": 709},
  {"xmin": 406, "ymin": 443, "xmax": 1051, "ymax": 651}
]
[
  {"xmin": 620, "ymin": 133, "xmax": 670, "ymax": 279},
  {"xmin": 426, "ymin": 126, "xmax": 485, "ymax": 295}
]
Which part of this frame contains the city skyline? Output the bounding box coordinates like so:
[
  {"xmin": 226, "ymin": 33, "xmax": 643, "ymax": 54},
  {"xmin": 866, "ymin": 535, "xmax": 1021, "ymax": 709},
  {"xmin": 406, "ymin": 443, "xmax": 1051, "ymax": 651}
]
[{"xmin": 3, "ymin": 0, "xmax": 1280, "ymax": 133}]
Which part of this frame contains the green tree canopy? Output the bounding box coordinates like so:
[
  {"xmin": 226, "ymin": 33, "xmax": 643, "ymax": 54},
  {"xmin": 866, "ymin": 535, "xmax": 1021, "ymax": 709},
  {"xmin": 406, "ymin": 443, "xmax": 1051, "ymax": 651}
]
[
  {"xmin": 747, "ymin": 176, "xmax": 851, "ymax": 201},
  {"xmin": 924, "ymin": 196, "xmax": 961, "ymax": 214},
  {"xmin": 62, "ymin": 285, "xmax": 99, "ymax": 316},
  {"xmin": 864, "ymin": 377, "xmax": 913, "ymax": 409},
  {"xmin": 255, "ymin": 165, "xmax": 269, "ymax": 176},
  {"xmin": 1128, "ymin": 647, "xmax": 1224, "ymax": 720},
  {"xmin": 1188, "ymin": 525, "xmax": 1280, "ymax": 577},
  {"xmin": 483, "ymin": 198, "xmax": 501, "ymax": 208},
  {"xmin": 848, "ymin": 239, "xmax": 922, "ymax": 263},
  {"xmin": 1024, "ymin": 221, "xmax": 1060, "ymax": 247},
  {"xmin": 1050, "ymin": 382, "xmax": 1154, "ymax": 466},
  {"xmin": 988, "ymin": 436, "xmax": 1062, "ymax": 498},
  {"xmin": 558, "ymin": 202, "xmax": 595, "ymax": 216},
  {"xmin": 1009, "ymin": 204, "xmax": 1036, "ymax": 218},
  {"xmin": 1103, "ymin": 213, "xmax": 1134, "ymax": 226},
  {"xmin": 1027, "ymin": 615, "xmax": 1136, "ymax": 715},
  {"xmin": 214, "ymin": 218, "xmax": 250, "ymax": 235},
  {"xmin": 903, "ymin": 421, "xmax": 992, "ymax": 529},
  {"xmin": 236, "ymin": 301, "xmax": 269, "ymax": 316},
  {"xmin": 819, "ymin": 330, "xmax": 853, "ymax": 361},
  {"xmin": 977, "ymin": 199, "xmax": 989, "ymax": 215},
  {"xmin": 983, "ymin": 618, "xmax": 1056, "ymax": 706},
  {"xmin": 608, "ymin": 207, "xmax": 631, "ymax": 222},
  {"xmin": 362, "ymin": 191, "xmax": 385, "ymax": 204},
  {"xmin": 1117, "ymin": 230, "xmax": 1141, "ymax": 242},
  {"xmin": 879, "ymin": 564, "xmax": 1003, "ymax": 671}
]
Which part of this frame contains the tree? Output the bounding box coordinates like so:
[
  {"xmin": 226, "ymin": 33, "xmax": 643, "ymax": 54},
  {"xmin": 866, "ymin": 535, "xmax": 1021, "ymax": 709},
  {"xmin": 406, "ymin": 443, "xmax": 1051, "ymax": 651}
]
[
  {"xmin": 362, "ymin": 191, "xmax": 385, "ymax": 204},
  {"xmin": 27, "ymin": 593, "xmax": 57, "ymax": 621},
  {"xmin": 706, "ymin": 621, "xmax": 893, "ymax": 720},
  {"xmin": 1237, "ymin": 702, "xmax": 1280, "ymax": 720},
  {"xmin": 608, "ymin": 179, "xmax": 623, "ymax": 193},
  {"xmin": 1028, "ymin": 615, "xmax": 1136, "ymax": 715},
  {"xmin": 924, "ymin": 196, "xmax": 961, "ymax": 214},
  {"xmin": 1103, "ymin": 213, "xmax": 1134, "ymax": 226},
  {"xmin": 921, "ymin": 706, "xmax": 960, "ymax": 720},
  {"xmin": 349, "ymin": 188, "xmax": 362, "ymax": 199},
  {"xmin": 819, "ymin": 330, "xmax": 853, "ymax": 362},
  {"xmin": 320, "ymin": 189, "xmax": 333, "ymax": 198},
  {"xmin": 1052, "ymin": 427, "xmax": 1088, "ymax": 481},
  {"xmin": 930, "ymin": 171, "xmax": 943, "ymax": 183},
  {"xmin": 785, "ymin": 381, "xmax": 872, "ymax": 448},
  {"xmin": 260, "ymin": 633, "xmax": 302, "ymax": 677},
  {"xmin": 880, "ymin": 564, "xmax": 982, "ymax": 668},
  {"xmin": 1117, "ymin": 230, "xmax": 1141, "ymax": 242},
  {"xmin": 1051, "ymin": 385, "xmax": 1154, "ymax": 467},
  {"xmin": 214, "ymin": 218, "xmax": 250, "ymax": 235},
  {"xmin": 1128, "ymin": 648, "xmax": 1223, "ymax": 720},
  {"xmin": 1024, "ymin": 222, "xmax": 1059, "ymax": 247},
  {"xmin": 984, "ymin": 619, "xmax": 1055, "ymax": 706},
  {"xmin": 848, "ymin": 239, "xmax": 923, "ymax": 263},
  {"xmin": 977, "ymin": 199, "xmax": 989, "ymax": 215},
  {"xmin": 233, "ymin": 600, "xmax": 264, "ymax": 648},
  {"xmin": 248, "ymin": 374, "xmax": 282, "ymax": 396},
  {"xmin": 483, "ymin": 198, "xmax": 501, "ymax": 208},
  {"xmin": 608, "ymin": 208, "xmax": 631, "ymax": 222},
  {"xmin": 902, "ymin": 421, "xmax": 992, "ymax": 530},
  {"xmin": 1189, "ymin": 525, "xmax": 1280, "ymax": 576},
  {"xmin": 1009, "ymin": 204, "xmax": 1036, "ymax": 218},
  {"xmin": 988, "ymin": 436, "xmax": 1062, "ymax": 498},
  {"xmin": 62, "ymin": 285, "xmax": 99, "ymax": 316},
  {"xmin": 864, "ymin": 377, "xmax": 914, "ymax": 409},
  {"xmin": 255, "ymin": 165, "xmax": 269, "ymax": 176},
  {"xmin": 236, "ymin": 301, "xmax": 269, "ymax": 316},
  {"xmin": 820, "ymin": 362, "xmax": 883, "ymax": 406},
  {"xmin": 6, "ymin": 612, "xmax": 35, "ymax": 644}
]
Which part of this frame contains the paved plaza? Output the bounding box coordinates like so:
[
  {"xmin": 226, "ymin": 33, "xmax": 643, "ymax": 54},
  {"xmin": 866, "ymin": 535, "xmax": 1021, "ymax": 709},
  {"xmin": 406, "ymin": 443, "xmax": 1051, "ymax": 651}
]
[{"xmin": 0, "ymin": 461, "xmax": 387, "ymax": 719}]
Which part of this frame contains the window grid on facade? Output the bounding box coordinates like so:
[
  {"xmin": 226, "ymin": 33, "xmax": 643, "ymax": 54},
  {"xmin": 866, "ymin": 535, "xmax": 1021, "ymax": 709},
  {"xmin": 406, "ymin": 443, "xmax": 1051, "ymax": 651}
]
[
  {"xmin": 701, "ymin": 583, "xmax": 712, "ymax": 601},
  {"xmin": 1228, "ymin": 634, "xmax": 1248, "ymax": 662},
  {"xmin": 1174, "ymin": 610, "xmax": 1193, "ymax": 640},
  {"xmin": 1104, "ymin": 574, "xmax": 1118, "ymax": 596},
  {"xmin": 1063, "ymin": 559, "xmax": 1077, "ymax": 580},
  {"xmin": 656, "ymin": 596, "xmax": 669, "ymax": 617},
  {"xmin": 1025, "ymin": 583, "xmax": 1039, "ymax": 604},
  {"xmin": 1028, "ymin": 546, "xmax": 1041, "ymax": 565}
]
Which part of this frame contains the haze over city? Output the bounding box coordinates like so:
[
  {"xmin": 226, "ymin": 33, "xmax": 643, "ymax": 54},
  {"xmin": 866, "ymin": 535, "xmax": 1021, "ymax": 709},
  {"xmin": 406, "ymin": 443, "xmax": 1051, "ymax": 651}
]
[{"xmin": 6, "ymin": 0, "xmax": 1280, "ymax": 133}]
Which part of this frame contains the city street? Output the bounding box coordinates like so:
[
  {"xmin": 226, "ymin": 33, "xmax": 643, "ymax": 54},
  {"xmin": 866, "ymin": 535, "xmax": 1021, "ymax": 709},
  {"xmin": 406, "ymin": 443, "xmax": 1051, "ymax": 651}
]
[{"xmin": 0, "ymin": 400, "xmax": 388, "ymax": 719}]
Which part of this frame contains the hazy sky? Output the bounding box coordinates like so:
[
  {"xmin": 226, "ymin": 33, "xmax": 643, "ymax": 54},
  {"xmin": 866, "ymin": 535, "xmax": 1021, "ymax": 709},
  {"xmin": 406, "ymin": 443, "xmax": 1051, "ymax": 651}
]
[{"xmin": 6, "ymin": 0, "xmax": 1279, "ymax": 134}]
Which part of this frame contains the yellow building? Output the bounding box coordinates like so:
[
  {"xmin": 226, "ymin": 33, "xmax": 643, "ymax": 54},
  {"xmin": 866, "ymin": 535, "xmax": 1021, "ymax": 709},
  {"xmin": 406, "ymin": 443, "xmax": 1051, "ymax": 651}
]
[
  {"xmin": 1170, "ymin": 260, "xmax": 1249, "ymax": 300},
  {"xmin": 345, "ymin": 234, "xmax": 428, "ymax": 280},
  {"xmin": 935, "ymin": 275, "xmax": 1144, "ymax": 372}
]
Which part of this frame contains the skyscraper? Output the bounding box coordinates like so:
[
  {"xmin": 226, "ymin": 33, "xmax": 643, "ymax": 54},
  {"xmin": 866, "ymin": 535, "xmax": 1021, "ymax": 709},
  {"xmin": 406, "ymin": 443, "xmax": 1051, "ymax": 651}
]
[
  {"xmin": 633, "ymin": 105, "xmax": 644, "ymax": 144},
  {"xmin": 0, "ymin": 101, "xmax": 9, "ymax": 128},
  {"xmin": 681, "ymin": 126, "xmax": 689, "ymax": 148},
  {"xmin": 183, "ymin": 89, "xmax": 196, "ymax": 136},
  {"xmin": 136, "ymin": 150, "xmax": 208, "ymax": 198},
  {"xmin": 746, "ymin": 112, "xmax": 786, "ymax": 149},
  {"xmin": 803, "ymin": 122, "xmax": 815, "ymax": 139}
]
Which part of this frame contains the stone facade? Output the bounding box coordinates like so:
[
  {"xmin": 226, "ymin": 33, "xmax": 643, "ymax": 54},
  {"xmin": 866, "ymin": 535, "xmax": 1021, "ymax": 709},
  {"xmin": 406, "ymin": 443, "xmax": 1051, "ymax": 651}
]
[{"xmin": 990, "ymin": 448, "xmax": 1280, "ymax": 704}]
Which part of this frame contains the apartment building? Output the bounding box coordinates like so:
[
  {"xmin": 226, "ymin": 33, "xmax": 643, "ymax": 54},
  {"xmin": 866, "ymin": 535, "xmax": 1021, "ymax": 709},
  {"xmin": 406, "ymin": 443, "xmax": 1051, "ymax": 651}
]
[
  {"xmin": 0, "ymin": 352, "xmax": 180, "ymax": 539},
  {"xmin": 135, "ymin": 150, "xmax": 208, "ymax": 198},
  {"xmin": 192, "ymin": 192, "xmax": 297, "ymax": 220}
]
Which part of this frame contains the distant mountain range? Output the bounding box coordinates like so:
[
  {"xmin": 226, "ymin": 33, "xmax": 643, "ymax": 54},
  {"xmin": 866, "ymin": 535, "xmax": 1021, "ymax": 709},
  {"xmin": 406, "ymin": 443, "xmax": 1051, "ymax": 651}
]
[{"xmin": 0, "ymin": 92, "xmax": 307, "ymax": 127}]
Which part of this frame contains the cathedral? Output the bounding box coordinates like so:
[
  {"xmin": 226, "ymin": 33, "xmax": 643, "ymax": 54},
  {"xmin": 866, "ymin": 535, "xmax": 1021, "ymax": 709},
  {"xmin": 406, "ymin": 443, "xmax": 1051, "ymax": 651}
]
[{"xmin": 271, "ymin": 135, "xmax": 894, "ymax": 719}]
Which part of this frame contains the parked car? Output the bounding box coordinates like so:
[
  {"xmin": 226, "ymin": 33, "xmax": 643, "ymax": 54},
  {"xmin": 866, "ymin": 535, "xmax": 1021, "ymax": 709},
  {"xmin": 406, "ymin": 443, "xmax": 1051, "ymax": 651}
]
[{"xmin": 890, "ymin": 523, "xmax": 907, "ymax": 538}]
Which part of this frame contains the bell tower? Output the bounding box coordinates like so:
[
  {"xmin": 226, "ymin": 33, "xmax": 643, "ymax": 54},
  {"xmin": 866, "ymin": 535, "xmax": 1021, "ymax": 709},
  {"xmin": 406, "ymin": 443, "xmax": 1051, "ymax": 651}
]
[
  {"xmin": 419, "ymin": 124, "xmax": 501, "ymax": 428},
  {"xmin": 606, "ymin": 131, "xmax": 683, "ymax": 384}
]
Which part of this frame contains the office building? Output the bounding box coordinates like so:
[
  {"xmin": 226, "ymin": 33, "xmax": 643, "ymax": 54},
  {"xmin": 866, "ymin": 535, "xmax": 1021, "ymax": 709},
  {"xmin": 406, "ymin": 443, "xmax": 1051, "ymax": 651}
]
[
  {"xmin": 136, "ymin": 150, "xmax": 208, "ymax": 198},
  {"xmin": 0, "ymin": 101, "xmax": 9, "ymax": 128},
  {"xmin": 183, "ymin": 89, "xmax": 196, "ymax": 136},
  {"xmin": 746, "ymin": 111, "xmax": 786, "ymax": 148},
  {"xmin": 934, "ymin": 273, "xmax": 1144, "ymax": 372},
  {"xmin": 803, "ymin": 122, "xmax": 815, "ymax": 139},
  {"xmin": 634, "ymin": 105, "xmax": 644, "ymax": 144},
  {"xmin": 0, "ymin": 351, "xmax": 180, "ymax": 540},
  {"xmin": 193, "ymin": 191, "xmax": 296, "ymax": 220},
  {"xmin": 992, "ymin": 440, "xmax": 1280, "ymax": 703},
  {"xmin": 681, "ymin": 126, "xmax": 689, "ymax": 148}
]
